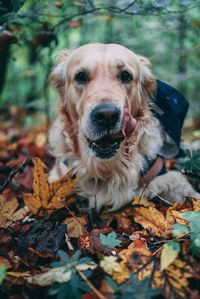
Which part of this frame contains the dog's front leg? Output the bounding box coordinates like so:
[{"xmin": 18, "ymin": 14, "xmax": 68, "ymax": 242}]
[{"xmin": 143, "ymin": 170, "xmax": 200, "ymax": 203}]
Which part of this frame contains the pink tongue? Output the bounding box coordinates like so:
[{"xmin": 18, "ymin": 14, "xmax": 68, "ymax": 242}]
[{"xmin": 110, "ymin": 105, "xmax": 136, "ymax": 138}]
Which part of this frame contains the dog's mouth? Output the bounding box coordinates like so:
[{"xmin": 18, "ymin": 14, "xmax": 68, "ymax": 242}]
[
  {"xmin": 88, "ymin": 135, "xmax": 124, "ymax": 159},
  {"xmin": 87, "ymin": 105, "xmax": 137, "ymax": 159}
]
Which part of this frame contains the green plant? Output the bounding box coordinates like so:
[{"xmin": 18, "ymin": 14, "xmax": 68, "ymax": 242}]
[{"xmin": 49, "ymin": 250, "xmax": 92, "ymax": 299}]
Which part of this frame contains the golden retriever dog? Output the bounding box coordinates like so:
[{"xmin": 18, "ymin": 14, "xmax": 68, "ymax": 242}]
[{"xmin": 48, "ymin": 43, "xmax": 200, "ymax": 211}]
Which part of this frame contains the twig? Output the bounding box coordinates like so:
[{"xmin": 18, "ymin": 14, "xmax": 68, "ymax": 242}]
[
  {"xmin": 65, "ymin": 233, "xmax": 74, "ymax": 251},
  {"xmin": 75, "ymin": 266, "xmax": 107, "ymax": 299},
  {"xmin": 0, "ymin": 158, "xmax": 30, "ymax": 193},
  {"xmin": 145, "ymin": 185, "xmax": 173, "ymax": 206}
]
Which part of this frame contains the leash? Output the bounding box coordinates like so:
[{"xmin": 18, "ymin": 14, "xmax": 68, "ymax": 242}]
[{"xmin": 139, "ymin": 156, "xmax": 165, "ymax": 187}]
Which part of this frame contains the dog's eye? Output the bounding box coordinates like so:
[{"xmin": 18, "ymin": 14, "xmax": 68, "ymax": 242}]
[
  {"xmin": 119, "ymin": 71, "xmax": 133, "ymax": 84},
  {"xmin": 74, "ymin": 71, "xmax": 89, "ymax": 84}
]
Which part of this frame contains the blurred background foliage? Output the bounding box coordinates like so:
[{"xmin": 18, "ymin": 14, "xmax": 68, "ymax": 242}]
[{"xmin": 0, "ymin": 0, "xmax": 200, "ymax": 126}]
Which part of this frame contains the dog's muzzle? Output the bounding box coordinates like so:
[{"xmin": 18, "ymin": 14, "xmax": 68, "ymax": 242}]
[{"xmin": 88, "ymin": 104, "xmax": 137, "ymax": 159}]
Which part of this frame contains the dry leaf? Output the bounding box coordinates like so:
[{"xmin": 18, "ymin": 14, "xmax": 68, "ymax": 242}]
[
  {"xmin": 166, "ymin": 198, "xmax": 200, "ymax": 225},
  {"xmin": 132, "ymin": 196, "xmax": 155, "ymax": 207},
  {"xmin": 0, "ymin": 256, "xmax": 12, "ymax": 269},
  {"xmin": 7, "ymin": 271, "xmax": 31, "ymax": 278},
  {"xmin": 0, "ymin": 194, "xmax": 29, "ymax": 227},
  {"xmin": 114, "ymin": 213, "xmax": 132, "ymax": 229},
  {"xmin": 133, "ymin": 206, "xmax": 170, "ymax": 237},
  {"xmin": 26, "ymin": 262, "xmax": 96, "ymax": 286},
  {"xmin": 160, "ymin": 241, "xmax": 180, "ymax": 271},
  {"xmin": 119, "ymin": 239, "xmax": 154, "ymax": 281},
  {"xmin": 23, "ymin": 157, "xmax": 77, "ymax": 215},
  {"xmin": 153, "ymin": 259, "xmax": 193, "ymax": 298},
  {"xmin": 100, "ymin": 256, "xmax": 121, "ymax": 275},
  {"xmin": 100, "ymin": 211, "xmax": 115, "ymax": 226},
  {"xmin": 112, "ymin": 261, "xmax": 129, "ymax": 283},
  {"xmin": 64, "ymin": 216, "xmax": 87, "ymax": 238}
]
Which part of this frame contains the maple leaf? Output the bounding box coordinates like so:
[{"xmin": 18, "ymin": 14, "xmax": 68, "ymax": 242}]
[
  {"xmin": 100, "ymin": 231, "xmax": 121, "ymax": 249},
  {"xmin": 160, "ymin": 241, "xmax": 180, "ymax": 271},
  {"xmin": 23, "ymin": 157, "xmax": 77, "ymax": 215},
  {"xmin": 133, "ymin": 206, "xmax": 170, "ymax": 237}
]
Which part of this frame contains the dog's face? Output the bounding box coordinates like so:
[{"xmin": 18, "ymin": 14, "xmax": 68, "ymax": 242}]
[{"xmin": 51, "ymin": 44, "xmax": 155, "ymax": 160}]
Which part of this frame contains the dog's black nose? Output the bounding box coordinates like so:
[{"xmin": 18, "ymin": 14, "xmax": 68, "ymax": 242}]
[{"xmin": 92, "ymin": 103, "xmax": 120, "ymax": 127}]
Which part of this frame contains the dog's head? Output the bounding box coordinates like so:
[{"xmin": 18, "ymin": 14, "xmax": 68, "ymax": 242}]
[{"xmin": 50, "ymin": 43, "xmax": 156, "ymax": 160}]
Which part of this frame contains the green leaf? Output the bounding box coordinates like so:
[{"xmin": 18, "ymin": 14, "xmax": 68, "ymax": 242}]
[
  {"xmin": 57, "ymin": 250, "xmax": 70, "ymax": 263},
  {"xmin": 105, "ymin": 275, "xmax": 119, "ymax": 292},
  {"xmin": 100, "ymin": 231, "xmax": 121, "ymax": 249},
  {"xmin": 51, "ymin": 261, "xmax": 65, "ymax": 268},
  {"xmin": 182, "ymin": 211, "xmax": 200, "ymax": 254},
  {"xmin": 0, "ymin": 265, "xmax": 6, "ymax": 285},
  {"xmin": 71, "ymin": 250, "xmax": 81, "ymax": 263},
  {"xmin": 172, "ymin": 223, "xmax": 189, "ymax": 238},
  {"xmin": 119, "ymin": 275, "xmax": 160, "ymax": 299},
  {"xmin": 160, "ymin": 241, "xmax": 180, "ymax": 271},
  {"xmin": 49, "ymin": 272, "xmax": 89, "ymax": 299}
]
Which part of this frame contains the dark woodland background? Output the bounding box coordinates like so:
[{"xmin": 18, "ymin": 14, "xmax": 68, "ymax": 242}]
[{"xmin": 0, "ymin": 0, "xmax": 200, "ymax": 128}]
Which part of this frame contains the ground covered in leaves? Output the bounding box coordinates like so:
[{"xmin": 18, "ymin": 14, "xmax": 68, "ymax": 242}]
[{"xmin": 0, "ymin": 119, "xmax": 200, "ymax": 299}]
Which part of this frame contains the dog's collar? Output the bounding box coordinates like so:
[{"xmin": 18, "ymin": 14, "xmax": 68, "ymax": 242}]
[{"xmin": 139, "ymin": 156, "xmax": 165, "ymax": 187}]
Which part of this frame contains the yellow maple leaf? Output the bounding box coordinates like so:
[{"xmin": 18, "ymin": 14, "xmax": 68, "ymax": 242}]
[
  {"xmin": 23, "ymin": 157, "xmax": 77, "ymax": 215},
  {"xmin": 133, "ymin": 206, "xmax": 170, "ymax": 237}
]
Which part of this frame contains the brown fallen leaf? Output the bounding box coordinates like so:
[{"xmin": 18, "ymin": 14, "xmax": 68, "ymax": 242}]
[
  {"xmin": 119, "ymin": 239, "xmax": 154, "ymax": 281},
  {"xmin": 0, "ymin": 193, "xmax": 29, "ymax": 228},
  {"xmin": 132, "ymin": 196, "xmax": 155, "ymax": 207},
  {"xmin": 64, "ymin": 216, "xmax": 87, "ymax": 238},
  {"xmin": 114, "ymin": 212, "xmax": 132, "ymax": 229},
  {"xmin": 23, "ymin": 157, "xmax": 77, "ymax": 215},
  {"xmin": 133, "ymin": 206, "xmax": 170, "ymax": 237},
  {"xmin": 0, "ymin": 256, "xmax": 12, "ymax": 269},
  {"xmin": 166, "ymin": 198, "xmax": 200, "ymax": 225},
  {"xmin": 100, "ymin": 255, "xmax": 129, "ymax": 284}
]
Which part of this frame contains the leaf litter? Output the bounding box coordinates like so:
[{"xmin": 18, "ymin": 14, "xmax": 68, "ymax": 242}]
[{"xmin": 0, "ymin": 123, "xmax": 200, "ymax": 299}]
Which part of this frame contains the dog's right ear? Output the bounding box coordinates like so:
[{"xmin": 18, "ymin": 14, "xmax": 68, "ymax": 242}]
[{"xmin": 49, "ymin": 49, "xmax": 71, "ymax": 99}]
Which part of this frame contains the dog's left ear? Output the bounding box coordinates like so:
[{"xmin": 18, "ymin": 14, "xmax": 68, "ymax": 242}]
[
  {"xmin": 50, "ymin": 49, "xmax": 72, "ymax": 100},
  {"xmin": 137, "ymin": 55, "xmax": 156, "ymax": 94}
]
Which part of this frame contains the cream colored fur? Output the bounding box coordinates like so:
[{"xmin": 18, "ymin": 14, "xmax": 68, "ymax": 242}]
[{"xmin": 48, "ymin": 43, "xmax": 200, "ymax": 211}]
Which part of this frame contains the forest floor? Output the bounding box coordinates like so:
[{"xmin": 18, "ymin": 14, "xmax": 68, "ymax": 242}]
[{"xmin": 0, "ymin": 112, "xmax": 200, "ymax": 299}]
